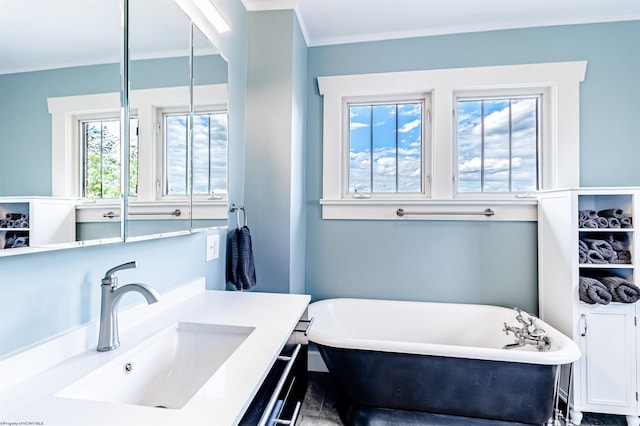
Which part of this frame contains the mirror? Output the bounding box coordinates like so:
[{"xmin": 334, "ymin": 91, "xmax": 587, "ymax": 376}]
[
  {"xmin": 123, "ymin": 0, "xmax": 230, "ymax": 240},
  {"xmin": 0, "ymin": 0, "xmax": 123, "ymax": 253},
  {"xmin": 0, "ymin": 0, "xmax": 229, "ymax": 254}
]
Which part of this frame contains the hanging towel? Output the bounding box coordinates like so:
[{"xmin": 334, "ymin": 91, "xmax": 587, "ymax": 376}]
[
  {"xmin": 579, "ymin": 276, "xmax": 612, "ymax": 305},
  {"xmin": 599, "ymin": 276, "xmax": 640, "ymax": 303},
  {"xmin": 226, "ymin": 226, "xmax": 257, "ymax": 291}
]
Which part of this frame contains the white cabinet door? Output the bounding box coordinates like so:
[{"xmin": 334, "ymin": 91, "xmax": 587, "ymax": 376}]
[{"xmin": 578, "ymin": 304, "xmax": 638, "ymax": 414}]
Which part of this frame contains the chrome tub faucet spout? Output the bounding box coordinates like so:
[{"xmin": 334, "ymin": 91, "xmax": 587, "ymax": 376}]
[
  {"xmin": 502, "ymin": 308, "xmax": 551, "ymax": 352},
  {"xmin": 97, "ymin": 261, "xmax": 161, "ymax": 352}
]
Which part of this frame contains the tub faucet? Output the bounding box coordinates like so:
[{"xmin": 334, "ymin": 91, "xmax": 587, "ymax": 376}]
[
  {"xmin": 97, "ymin": 261, "xmax": 161, "ymax": 352},
  {"xmin": 503, "ymin": 308, "xmax": 550, "ymax": 352}
]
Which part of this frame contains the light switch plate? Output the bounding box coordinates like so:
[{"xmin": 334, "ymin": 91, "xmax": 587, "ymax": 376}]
[{"xmin": 206, "ymin": 234, "xmax": 220, "ymax": 261}]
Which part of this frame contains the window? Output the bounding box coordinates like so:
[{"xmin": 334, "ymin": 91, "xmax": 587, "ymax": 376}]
[
  {"xmin": 348, "ymin": 101, "xmax": 424, "ymax": 195},
  {"xmin": 456, "ymin": 96, "xmax": 539, "ymax": 195},
  {"xmin": 48, "ymin": 84, "xmax": 229, "ymax": 221},
  {"xmin": 318, "ymin": 62, "xmax": 587, "ymax": 220},
  {"xmin": 81, "ymin": 118, "xmax": 139, "ymax": 198},
  {"xmin": 164, "ymin": 110, "xmax": 228, "ymax": 197}
]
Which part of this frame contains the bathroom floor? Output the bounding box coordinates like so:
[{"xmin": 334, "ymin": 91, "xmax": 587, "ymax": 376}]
[{"xmin": 298, "ymin": 372, "xmax": 629, "ymax": 426}]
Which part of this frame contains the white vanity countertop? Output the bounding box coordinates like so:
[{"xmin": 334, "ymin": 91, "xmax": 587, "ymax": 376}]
[{"xmin": 0, "ymin": 287, "xmax": 310, "ymax": 426}]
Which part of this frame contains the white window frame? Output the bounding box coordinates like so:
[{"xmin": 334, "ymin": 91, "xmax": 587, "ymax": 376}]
[
  {"xmin": 48, "ymin": 84, "xmax": 228, "ymax": 222},
  {"xmin": 318, "ymin": 61, "xmax": 587, "ymax": 221}
]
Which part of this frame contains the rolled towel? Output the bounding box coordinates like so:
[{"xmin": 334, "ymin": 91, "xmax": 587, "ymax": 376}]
[
  {"xmin": 587, "ymin": 249, "xmax": 607, "ymax": 264},
  {"xmin": 581, "ymin": 219, "xmax": 598, "ymax": 228},
  {"xmin": 583, "ymin": 238, "xmax": 617, "ymax": 260},
  {"xmin": 611, "ymin": 251, "xmax": 631, "ymax": 264},
  {"xmin": 598, "ymin": 208, "xmax": 624, "ymax": 219},
  {"xmin": 620, "ymin": 216, "xmax": 632, "ymax": 228},
  {"xmin": 581, "ymin": 209, "xmax": 598, "ymax": 219},
  {"xmin": 599, "ymin": 276, "xmax": 640, "ymax": 303},
  {"xmin": 579, "ymin": 276, "xmax": 612, "ymax": 305},
  {"xmin": 579, "ymin": 250, "xmax": 587, "ymax": 264},
  {"xmin": 596, "ymin": 217, "xmax": 610, "ymax": 228},
  {"xmin": 607, "ymin": 217, "xmax": 621, "ymax": 228},
  {"xmin": 578, "ymin": 240, "xmax": 589, "ymax": 263},
  {"xmin": 579, "ymin": 210, "xmax": 598, "ymax": 227},
  {"xmin": 606, "ymin": 234, "xmax": 629, "ymax": 252}
]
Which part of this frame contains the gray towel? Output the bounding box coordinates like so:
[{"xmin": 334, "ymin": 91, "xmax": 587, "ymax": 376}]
[
  {"xmin": 598, "ymin": 208, "xmax": 624, "ymax": 219},
  {"xmin": 226, "ymin": 226, "xmax": 257, "ymax": 291},
  {"xmin": 579, "ymin": 210, "xmax": 598, "ymax": 227},
  {"xmin": 579, "ymin": 276, "xmax": 612, "ymax": 305},
  {"xmin": 607, "ymin": 217, "xmax": 621, "ymax": 228},
  {"xmin": 596, "ymin": 217, "xmax": 610, "ymax": 228},
  {"xmin": 599, "ymin": 276, "xmax": 640, "ymax": 303},
  {"xmin": 586, "ymin": 249, "xmax": 607, "ymax": 264},
  {"xmin": 581, "ymin": 219, "xmax": 598, "ymax": 228},
  {"xmin": 583, "ymin": 238, "xmax": 617, "ymax": 261},
  {"xmin": 620, "ymin": 216, "xmax": 633, "ymax": 228},
  {"xmin": 611, "ymin": 251, "xmax": 632, "ymax": 264}
]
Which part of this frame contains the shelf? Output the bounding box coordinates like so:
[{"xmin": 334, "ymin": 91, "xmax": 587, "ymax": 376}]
[
  {"xmin": 579, "ymin": 228, "xmax": 633, "ymax": 232},
  {"xmin": 579, "ymin": 264, "xmax": 634, "ymax": 269}
]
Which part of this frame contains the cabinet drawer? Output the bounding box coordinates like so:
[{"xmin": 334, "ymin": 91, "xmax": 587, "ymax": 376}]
[{"xmin": 240, "ymin": 314, "xmax": 311, "ymax": 426}]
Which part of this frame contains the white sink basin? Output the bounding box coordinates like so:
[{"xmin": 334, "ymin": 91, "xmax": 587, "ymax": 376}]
[{"xmin": 56, "ymin": 322, "xmax": 255, "ymax": 409}]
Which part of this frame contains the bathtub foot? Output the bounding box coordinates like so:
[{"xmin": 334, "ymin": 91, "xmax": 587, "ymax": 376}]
[
  {"xmin": 626, "ymin": 415, "xmax": 640, "ymax": 426},
  {"xmin": 569, "ymin": 408, "xmax": 583, "ymax": 425}
]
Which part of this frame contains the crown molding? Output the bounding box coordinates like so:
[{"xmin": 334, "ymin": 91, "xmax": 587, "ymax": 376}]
[{"xmin": 240, "ymin": 0, "xmax": 296, "ymax": 11}]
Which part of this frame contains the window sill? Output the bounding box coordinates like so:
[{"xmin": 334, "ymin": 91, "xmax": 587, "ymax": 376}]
[
  {"xmin": 319, "ymin": 199, "xmax": 538, "ymax": 221},
  {"xmin": 76, "ymin": 200, "xmax": 228, "ymax": 223}
]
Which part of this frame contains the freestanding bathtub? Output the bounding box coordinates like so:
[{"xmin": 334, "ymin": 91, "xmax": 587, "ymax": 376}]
[{"xmin": 307, "ymin": 298, "xmax": 581, "ymax": 426}]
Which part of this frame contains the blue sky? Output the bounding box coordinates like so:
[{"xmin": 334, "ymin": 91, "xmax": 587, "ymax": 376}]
[
  {"xmin": 165, "ymin": 112, "xmax": 228, "ymax": 196},
  {"xmin": 457, "ymin": 98, "xmax": 538, "ymax": 193},
  {"xmin": 349, "ymin": 102, "xmax": 422, "ymax": 193}
]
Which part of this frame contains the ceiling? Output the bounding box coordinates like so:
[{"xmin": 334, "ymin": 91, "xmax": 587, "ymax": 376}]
[
  {"xmin": 2, "ymin": 0, "xmax": 639, "ymax": 74},
  {"xmin": 0, "ymin": 0, "xmax": 215, "ymax": 74},
  {"xmin": 245, "ymin": 0, "xmax": 640, "ymax": 46}
]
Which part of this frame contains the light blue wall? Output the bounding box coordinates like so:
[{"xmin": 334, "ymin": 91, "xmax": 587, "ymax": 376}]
[
  {"xmin": 304, "ymin": 21, "xmax": 640, "ymax": 312},
  {"xmin": 245, "ymin": 10, "xmax": 307, "ymax": 294},
  {"xmin": 0, "ymin": 0, "xmax": 248, "ymax": 357},
  {"xmin": 0, "ymin": 230, "xmax": 227, "ymax": 357},
  {"xmin": 0, "ymin": 64, "xmax": 119, "ymax": 196}
]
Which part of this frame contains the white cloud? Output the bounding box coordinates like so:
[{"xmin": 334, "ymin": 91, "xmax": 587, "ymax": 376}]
[
  {"xmin": 350, "ymin": 121, "xmax": 369, "ymax": 131},
  {"xmin": 399, "ymin": 119, "xmax": 420, "ymax": 133}
]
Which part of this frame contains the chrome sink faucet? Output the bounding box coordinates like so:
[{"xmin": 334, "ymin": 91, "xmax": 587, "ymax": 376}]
[{"xmin": 97, "ymin": 261, "xmax": 161, "ymax": 352}]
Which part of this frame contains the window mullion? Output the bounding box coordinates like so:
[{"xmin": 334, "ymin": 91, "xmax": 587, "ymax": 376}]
[
  {"xmin": 508, "ymin": 100, "xmax": 513, "ymax": 192},
  {"xmin": 395, "ymin": 104, "xmax": 399, "ymax": 193},
  {"xmin": 480, "ymin": 101, "xmax": 485, "ymax": 193}
]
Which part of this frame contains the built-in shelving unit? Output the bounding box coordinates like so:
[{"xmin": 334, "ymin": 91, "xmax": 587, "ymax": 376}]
[
  {"xmin": 0, "ymin": 197, "xmax": 76, "ymax": 251},
  {"xmin": 538, "ymin": 188, "xmax": 639, "ymax": 426}
]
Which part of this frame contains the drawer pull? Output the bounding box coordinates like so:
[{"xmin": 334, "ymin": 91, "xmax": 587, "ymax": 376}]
[
  {"xmin": 258, "ymin": 344, "xmax": 301, "ymax": 426},
  {"xmin": 275, "ymin": 401, "xmax": 302, "ymax": 425},
  {"xmin": 294, "ymin": 317, "xmax": 314, "ymax": 336}
]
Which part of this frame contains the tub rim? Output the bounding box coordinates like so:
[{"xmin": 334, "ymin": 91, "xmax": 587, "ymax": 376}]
[{"xmin": 307, "ymin": 298, "xmax": 581, "ymax": 366}]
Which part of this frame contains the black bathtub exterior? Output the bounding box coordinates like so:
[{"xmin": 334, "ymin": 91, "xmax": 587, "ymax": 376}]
[{"xmin": 317, "ymin": 344, "xmax": 559, "ymax": 426}]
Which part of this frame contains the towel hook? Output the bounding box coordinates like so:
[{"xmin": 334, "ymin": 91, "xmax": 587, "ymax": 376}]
[
  {"xmin": 229, "ymin": 203, "xmax": 247, "ymax": 228},
  {"xmin": 236, "ymin": 207, "xmax": 247, "ymax": 228}
]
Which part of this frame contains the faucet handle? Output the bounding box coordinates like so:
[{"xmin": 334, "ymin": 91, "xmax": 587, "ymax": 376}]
[{"xmin": 102, "ymin": 261, "xmax": 138, "ymax": 286}]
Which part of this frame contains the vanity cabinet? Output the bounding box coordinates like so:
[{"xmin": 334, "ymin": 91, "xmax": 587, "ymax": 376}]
[
  {"xmin": 239, "ymin": 309, "xmax": 311, "ymax": 426},
  {"xmin": 538, "ymin": 188, "xmax": 639, "ymax": 426},
  {"xmin": 0, "ymin": 197, "xmax": 76, "ymax": 250}
]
